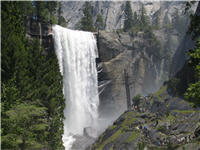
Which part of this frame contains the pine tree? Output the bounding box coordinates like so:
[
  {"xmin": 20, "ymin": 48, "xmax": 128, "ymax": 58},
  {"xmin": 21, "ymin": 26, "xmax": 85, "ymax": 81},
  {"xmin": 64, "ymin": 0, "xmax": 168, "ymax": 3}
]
[
  {"xmin": 33, "ymin": 1, "xmax": 59, "ymax": 24},
  {"xmin": 124, "ymin": 1, "xmax": 134, "ymax": 32},
  {"xmin": 95, "ymin": 13, "xmax": 104, "ymax": 30},
  {"xmin": 58, "ymin": 2, "xmax": 67, "ymax": 27},
  {"xmin": 80, "ymin": 2, "xmax": 95, "ymax": 32},
  {"xmin": 183, "ymin": 2, "xmax": 200, "ymax": 106},
  {"xmin": 2, "ymin": 2, "xmax": 65, "ymax": 149},
  {"xmin": 34, "ymin": 2, "xmax": 47, "ymax": 22},
  {"xmin": 139, "ymin": 4, "xmax": 150, "ymax": 29},
  {"xmin": 35, "ymin": 50, "xmax": 65, "ymax": 149},
  {"xmin": 184, "ymin": 39, "xmax": 200, "ymax": 106},
  {"xmin": 46, "ymin": 1, "xmax": 58, "ymax": 16},
  {"xmin": 1, "ymin": 1, "xmax": 26, "ymax": 82},
  {"xmin": 2, "ymin": 104, "xmax": 48, "ymax": 149},
  {"xmin": 47, "ymin": 1, "xmax": 58, "ymax": 24}
]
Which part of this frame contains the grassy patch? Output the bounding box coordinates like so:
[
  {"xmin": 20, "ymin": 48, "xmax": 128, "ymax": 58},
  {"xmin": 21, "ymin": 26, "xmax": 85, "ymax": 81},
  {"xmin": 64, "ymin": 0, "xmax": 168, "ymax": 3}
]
[
  {"xmin": 165, "ymin": 114, "xmax": 176, "ymax": 123},
  {"xmin": 163, "ymin": 113, "xmax": 175, "ymax": 122},
  {"xmin": 172, "ymin": 110, "xmax": 200, "ymax": 114},
  {"xmin": 108, "ymin": 125, "xmax": 117, "ymax": 130},
  {"xmin": 95, "ymin": 111, "xmax": 138, "ymax": 150},
  {"xmin": 155, "ymin": 85, "xmax": 167, "ymax": 96},
  {"xmin": 154, "ymin": 85, "xmax": 167, "ymax": 101},
  {"xmin": 97, "ymin": 129, "xmax": 122, "ymax": 150},
  {"xmin": 157, "ymin": 125, "xmax": 166, "ymax": 133},
  {"xmin": 125, "ymin": 131, "xmax": 140, "ymax": 143},
  {"xmin": 138, "ymin": 142, "xmax": 146, "ymax": 150},
  {"xmin": 121, "ymin": 112, "xmax": 137, "ymax": 129}
]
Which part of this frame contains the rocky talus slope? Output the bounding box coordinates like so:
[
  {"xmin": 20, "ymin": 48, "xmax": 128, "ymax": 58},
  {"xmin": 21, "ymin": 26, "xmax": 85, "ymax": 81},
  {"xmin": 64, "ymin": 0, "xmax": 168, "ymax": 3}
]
[{"xmin": 88, "ymin": 85, "xmax": 200, "ymax": 150}]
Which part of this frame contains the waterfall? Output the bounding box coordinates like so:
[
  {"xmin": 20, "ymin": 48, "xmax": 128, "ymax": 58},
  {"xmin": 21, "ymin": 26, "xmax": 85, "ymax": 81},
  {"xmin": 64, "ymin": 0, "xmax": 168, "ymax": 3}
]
[{"xmin": 52, "ymin": 25, "xmax": 99, "ymax": 150}]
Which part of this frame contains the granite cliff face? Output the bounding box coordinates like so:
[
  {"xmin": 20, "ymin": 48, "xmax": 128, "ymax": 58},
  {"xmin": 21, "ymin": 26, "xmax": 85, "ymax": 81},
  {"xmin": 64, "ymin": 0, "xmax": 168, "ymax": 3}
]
[
  {"xmin": 60, "ymin": 1, "xmax": 197, "ymax": 117},
  {"xmin": 98, "ymin": 30, "xmax": 168, "ymax": 117},
  {"xmin": 170, "ymin": 2, "xmax": 200, "ymax": 77},
  {"xmin": 61, "ymin": 1, "xmax": 195, "ymax": 31},
  {"xmin": 90, "ymin": 3, "xmax": 200, "ymax": 150}
]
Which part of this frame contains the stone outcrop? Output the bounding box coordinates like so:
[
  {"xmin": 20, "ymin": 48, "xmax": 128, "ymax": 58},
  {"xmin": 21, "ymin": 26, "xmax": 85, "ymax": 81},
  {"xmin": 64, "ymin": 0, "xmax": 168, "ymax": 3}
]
[
  {"xmin": 61, "ymin": 1, "xmax": 197, "ymax": 31},
  {"xmin": 88, "ymin": 85, "xmax": 200, "ymax": 150},
  {"xmin": 98, "ymin": 30, "xmax": 171, "ymax": 117}
]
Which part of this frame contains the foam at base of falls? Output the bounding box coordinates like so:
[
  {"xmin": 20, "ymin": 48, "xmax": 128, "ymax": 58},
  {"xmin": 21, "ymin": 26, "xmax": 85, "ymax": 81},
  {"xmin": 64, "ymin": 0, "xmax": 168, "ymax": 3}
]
[
  {"xmin": 52, "ymin": 25, "xmax": 99, "ymax": 150},
  {"xmin": 63, "ymin": 135, "xmax": 76, "ymax": 150}
]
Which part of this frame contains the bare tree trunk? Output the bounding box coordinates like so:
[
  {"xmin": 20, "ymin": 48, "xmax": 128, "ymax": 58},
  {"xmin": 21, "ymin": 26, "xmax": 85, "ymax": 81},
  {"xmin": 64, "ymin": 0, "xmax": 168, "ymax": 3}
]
[{"xmin": 124, "ymin": 69, "xmax": 131, "ymax": 110}]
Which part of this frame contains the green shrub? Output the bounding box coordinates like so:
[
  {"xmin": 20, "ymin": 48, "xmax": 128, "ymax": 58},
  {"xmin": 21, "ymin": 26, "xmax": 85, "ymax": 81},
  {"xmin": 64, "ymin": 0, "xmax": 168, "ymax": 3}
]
[{"xmin": 132, "ymin": 94, "xmax": 141, "ymax": 106}]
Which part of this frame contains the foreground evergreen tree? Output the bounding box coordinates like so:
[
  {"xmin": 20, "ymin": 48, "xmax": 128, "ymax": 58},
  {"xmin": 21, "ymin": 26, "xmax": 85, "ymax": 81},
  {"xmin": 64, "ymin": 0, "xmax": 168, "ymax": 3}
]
[
  {"xmin": 80, "ymin": 2, "xmax": 95, "ymax": 32},
  {"xmin": 124, "ymin": 1, "xmax": 134, "ymax": 32},
  {"xmin": 184, "ymin": 39, "xmax": 200, "ymax": 106},
  {"xmin": 184, "ymin": 2, "xmax": 200, "ymax": 106},
  {"xmin": 46, "ymin": 1, "xmax": 58, "ymax": 24},
  {"xmin": 1, "ymin": 1, "xmax": 65, "ymax": 149},
  {"xmin": 34, "ymin": 1, "xmax": 49, "ymax": 22},
  {"xmin": 2, "ymin": 104, "xmax": 48, "ymax": 149},
  {"xmin": 32, "ymin": 1, "xmax": 61, "ymax": 24}
]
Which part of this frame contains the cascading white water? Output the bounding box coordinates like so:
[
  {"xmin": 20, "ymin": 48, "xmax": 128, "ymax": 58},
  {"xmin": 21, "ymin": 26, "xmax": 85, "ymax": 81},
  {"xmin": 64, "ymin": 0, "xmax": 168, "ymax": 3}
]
[{"xmin": 52, "ymin": 25, "xmax": 99, "ymax": 150}]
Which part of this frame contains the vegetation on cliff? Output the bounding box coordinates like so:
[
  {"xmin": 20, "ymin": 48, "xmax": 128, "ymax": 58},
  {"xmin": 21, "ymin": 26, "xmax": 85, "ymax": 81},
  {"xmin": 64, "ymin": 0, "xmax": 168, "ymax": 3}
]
[
  {"xmin": 184, "ymin": 39, "xmax": 200, "ymax": 106},
  {"xmin": 123, "ymin": 2, "xmax": 150, "ymax": 32},
  {"xmin": 89, "ymin": 2, "xmax": 200, "ymax": 150},
  {"xmin": 184, "ymin": 2, "xmax": 200, "ymax": 106},
  {"xmin": 80, "ymin": 2, "xmax": 96, "ymax": 32},
  {"xmin": 124, "ymin": 1, "xmax": 134, "ymax": 32},
  {"xmin": 95, "ymin": 13, "xmax": 104, "ymax": 30},
  {"xmin": 167, "ymin": 2, "xmax": 200, "ymax": 107},
  {"xmin": 1, "ymin": 1, "xmax": 65, "ymax": 149},
  {"xmin": 80, "ymin": 1, "xmax": 104, "ymax": 32},
  {"xmin": 1, "ymin": 1, "xmax": 200, "ymax": 150},
  {"xmin": 89, "ymin": 83, "xmax": 200, "ymax": 150}
]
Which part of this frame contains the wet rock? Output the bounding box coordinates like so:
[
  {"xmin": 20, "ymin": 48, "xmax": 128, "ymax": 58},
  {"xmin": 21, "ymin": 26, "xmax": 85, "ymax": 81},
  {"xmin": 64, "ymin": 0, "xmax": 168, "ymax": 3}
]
[
  {"xmin": 72, "ymin": 134, "xmax": 95, "ymax": 150},
  {"xmin": 89, "ymin": 87, "xmax": 200, "ymax": 150}
]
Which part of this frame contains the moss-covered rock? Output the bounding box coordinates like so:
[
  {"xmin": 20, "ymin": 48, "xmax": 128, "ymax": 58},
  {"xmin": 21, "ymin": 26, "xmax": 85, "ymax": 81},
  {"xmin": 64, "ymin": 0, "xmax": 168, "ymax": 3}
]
[{"xmin": 88, "ymin": 85, "xmax": 200, "ymax": 150}]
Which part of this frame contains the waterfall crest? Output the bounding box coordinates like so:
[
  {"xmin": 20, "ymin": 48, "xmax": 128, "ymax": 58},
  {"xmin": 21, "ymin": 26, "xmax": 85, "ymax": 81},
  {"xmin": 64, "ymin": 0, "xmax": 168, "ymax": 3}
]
[{"xmin": 52, "ymin": 25, "xmax": 99, "ymax": 149}]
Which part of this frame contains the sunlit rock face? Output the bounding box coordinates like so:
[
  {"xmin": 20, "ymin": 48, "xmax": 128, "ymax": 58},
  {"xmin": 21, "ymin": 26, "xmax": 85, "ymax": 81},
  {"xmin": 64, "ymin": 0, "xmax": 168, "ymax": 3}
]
[{"xmin": 61, "ymin": 1, "xmax": 196, "ymax": 31}]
